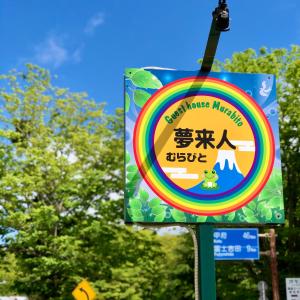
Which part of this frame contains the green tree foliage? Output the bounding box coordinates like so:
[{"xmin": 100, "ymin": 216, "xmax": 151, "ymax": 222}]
[
  {"xmin": 203, "ymin": 46, "xmax": 300, "ymax": 299},
  {"xmin": 0, "ymin": 253, "xmax": 20, "ymax": 295},
  {"xmin": 1, "ymin": 44, "xmax": 299, "ymax": 299},
  {"xmin": 0, "ymin": 64, "xmax": 166, "ymax": 299},
  {"xmin": 158, "ymin": 233, "xmax": 195, "ymax": 300}
]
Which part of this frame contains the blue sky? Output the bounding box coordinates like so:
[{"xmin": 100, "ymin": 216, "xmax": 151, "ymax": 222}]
[{"xmin": 1, "ymin": 0, "xmax": 299, "ymax": 114}]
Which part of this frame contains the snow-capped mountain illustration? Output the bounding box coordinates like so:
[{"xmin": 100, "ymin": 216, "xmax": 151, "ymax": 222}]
[
  {"xmin": 215, "ymin": 150, "xmax": 242, "ymax": 173},
  {"xmin": 213, "ymin": 150, "xmax": 244, "ymax": 193},
  {"xmin": 188, "ymin": 150, "xmax": 244, "ymax": 195}
]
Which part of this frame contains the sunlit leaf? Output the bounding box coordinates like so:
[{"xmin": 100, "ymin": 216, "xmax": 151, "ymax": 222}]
[
  {"xmin": 213, "ymin": 215, "xmax": 223, "ymax": 222},
  {"xmin": 131, "ymin": 69, "xmax": 163, "ymax": 89},
  {"xmin": 126, "ymin": 152, "xmax": 131, "ymax": 164},
  {"xmin": 149, "ymin": 198, "xmax": 161, "ymax": 208},
  {"xmin": 258, "ymin": 169, "xmax": 283, "ymax": 208},
  {"xmin": 267, "ymin": 196, "xmax": 282, "ymax": 208},
  {"xmin": 245, "ymin": 216, "xmax": 259, "ymax": 223},
  {"xmin": 133, "ymin": 89, "xmax": 151, "ymax": 107},
  {"xmin": 247, "ymin": 200, "xmax": 256, "ymax": 211},
  {"xmin": 226, "ymin": 212, "xmax": 235, "ymax": 221},
  {"xmin": 139, "ymin": 189, "xmax": 149, "ymax": 203},
  {"xmin": 152, "ymin": 206, "xmax": 166, "ymax": 216},
  {"xmin": 127, "ymin": 165, "xmax": 138, "ymax": 173},
  {"xmin": 171, "ymin": 209, "xmax": 186, "ymax": 222},
  {"xmin": 131, "ymin": 208, "xmax": 143, "ymax": 219},
  {"xmin": 196, "ymin": 216, "xmax": 207, "ymax": 222},
  {"xmin": 154, "ymin": 211, "xmax": 166, "ymax": 222},
  {"xmin": 125, "ymin": 92, "xmax": 130, "ymax": 112},
  {"xmin": 129, "ymin": 198, "xmax": 142, "ymax": 209},
  {"xmin": 242, "ymin": 207, "xmax": 255, "ymax": 217}
]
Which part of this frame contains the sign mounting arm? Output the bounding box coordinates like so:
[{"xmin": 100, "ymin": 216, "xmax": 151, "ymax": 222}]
[{"xmin": 200, "ymin": 0, "xmax": 230, "ymax": 72}]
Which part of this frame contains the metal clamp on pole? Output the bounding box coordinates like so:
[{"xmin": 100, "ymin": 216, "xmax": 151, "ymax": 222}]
[{"xmin": 200, "ymin": 0, "xmax": 230, "ymax": 72}]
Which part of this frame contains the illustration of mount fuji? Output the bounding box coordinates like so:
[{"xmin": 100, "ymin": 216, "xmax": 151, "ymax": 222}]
[{"xmin": 188, "ymin": 150, "xmax": 244, "ymax": 195}]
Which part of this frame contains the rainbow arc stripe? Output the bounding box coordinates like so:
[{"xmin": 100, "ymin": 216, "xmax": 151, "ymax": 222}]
[{"xmin": 133, "ymin": 77, "xmax": 275, "ymax": 215}]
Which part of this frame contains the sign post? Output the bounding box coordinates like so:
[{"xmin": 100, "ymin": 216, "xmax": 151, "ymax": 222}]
[
  {"xmin": 197, "ymin": 225, "xmax": 216, "ymax": 300},
  {"xmin": 197, "ymin": 1, "xmax": 230, "ymax": 298}
]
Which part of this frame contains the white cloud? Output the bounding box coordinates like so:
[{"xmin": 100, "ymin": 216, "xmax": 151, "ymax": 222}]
[
  {"xmin": 84, "ymin": 12, "xmax": 105, "ymax": 35},
  {"xmin": 34, "ymin": 34, "xmax": 82, "ymax": 68},
  {"xmin": 72, "ymin": 45, "xmax": 83, "ymax": 63}
]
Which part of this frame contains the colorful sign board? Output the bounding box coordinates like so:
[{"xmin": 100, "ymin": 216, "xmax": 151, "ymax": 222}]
[
  {"xmin": 125, "ymin": 69, "xmax": 284, "ymax": 224},
  {"xmin": 213, "ymin": 228, "xmax": 259, "ymax": 260},
  {"xmin": 286, "ymin": 278, "xmax": 300, "ymax": 300}
]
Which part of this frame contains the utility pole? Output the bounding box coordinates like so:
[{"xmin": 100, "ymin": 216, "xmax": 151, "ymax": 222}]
[
  {"xmin": 259, "ymin": 229, "xmax": 280, "ymax": 300},
  {"xmin": 269, "ymin": 229, "xmax": 280, "ymax": 300}
]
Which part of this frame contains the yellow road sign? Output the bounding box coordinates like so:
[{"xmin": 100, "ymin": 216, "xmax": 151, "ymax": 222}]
[{"xmin": 72, "ymin": 279, "xmax": 96, "ymax": 300}]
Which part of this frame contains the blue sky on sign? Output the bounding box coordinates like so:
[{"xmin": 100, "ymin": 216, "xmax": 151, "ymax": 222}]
[{"xmin": 1, "ymin": 0, "xmax": 299, "ymax": 114}]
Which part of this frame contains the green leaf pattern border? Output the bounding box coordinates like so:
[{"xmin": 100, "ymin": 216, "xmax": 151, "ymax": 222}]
[
  {"xmin": 125, "ymin": 150, "xmax": 284, "ymax": 224},
  {"xmin": 124, "ymin": 68, "xmax": 285, "ymax": 224}
]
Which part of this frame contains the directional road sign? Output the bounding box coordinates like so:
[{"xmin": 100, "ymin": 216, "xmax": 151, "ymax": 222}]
[
  {"xmin": 214, "ymin": 228, "xmax": 260, "ymax": 260},
  {"xmin": 72, "ymin": 279, "xmax": 96, "ymax": 300}
]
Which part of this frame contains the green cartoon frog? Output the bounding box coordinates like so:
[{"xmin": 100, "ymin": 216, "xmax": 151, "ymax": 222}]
[{"xmin": 201, "ymin": 169, "xmax": 219, "ymax": 189}]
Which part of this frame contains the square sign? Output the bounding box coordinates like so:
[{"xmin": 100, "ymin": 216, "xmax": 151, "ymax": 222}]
[
  {"xmin": 286, "ymin": 278, "xmax": 300, "ymax": 300},
  {"xmin": 213, "ymin": 228, "xmax": 259, "ymax": 260},
  {"xmin": 72, "ymin": 279, "xmax": 96, "ymax": 300},
  {"xmin": 125, "ymin": 69, "xmax": 284, "ymax": 224}
]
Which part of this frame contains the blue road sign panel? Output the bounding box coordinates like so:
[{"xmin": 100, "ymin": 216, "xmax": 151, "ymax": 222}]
[{"xmin": 214, "ymin": 228, "xmax": 260, "ymax": 260}]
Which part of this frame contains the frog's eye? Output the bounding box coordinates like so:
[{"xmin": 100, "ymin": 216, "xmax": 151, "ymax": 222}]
[
  {"xmin": 204, "ymin": 170, "xmax": 208, "ymax": 174},
  {"xmin": 212, "ymin": 170, "xmax": 215, "ymax": 174}
]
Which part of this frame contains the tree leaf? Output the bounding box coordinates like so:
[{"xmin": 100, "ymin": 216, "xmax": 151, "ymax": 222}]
[
  {"xmin": 127, "ymin": 171, "xmax": 140, "ymax": 181},
  {"xmin": 154, "ymin": 211, "xmax": 166, "ymax": 222},
  {"xmin": 247, "ymin": 200, "xmax": 256, "ymax": 211},
  {"xmin": 226, "ymin": 212, "xmax": 235, "ymax": 221},
  {"xmin": 196, "ymin": 216, "xmax": 207, "ymax": 222},
  {"xmin": 127, "ymin": 165, "xmax": 138, "ymax": 173},
  {"xmin": 131, "ymin": 69, "xmax": 163, "ymax": 89},
  {"xmin": 131, "ymin": 208, "xmax": 143, "ymax": 219},
  {"xmin": 131, "ymin": 215, "xmax": 144, "ymax": 222},
  {"xmin": 265, "ymin": 209, "xmax": 273, "ymax": 220},
  {"xmin": 127, "ymin": 208, "xmax": 132, "ymax": 217},
  {"xmin": 151, "ymin": 206, "xmax": 166, "ymax": 216},
  {"xmin": 125, "ymin": 68, "xmax": 140, "ymax": 78},
  {"xmin": 257, "ymin": 201, "xmax": 267, "ymax": 213},
  {"xmin": 133, "ymin": 89, "xmax": 151, "ymax": 107},
  {"xmin": 125, "ymin": 92, "xmax": 130, "ymax": 112},
  {"xmin": 245, "ymin": 216, "xmax": 259, "ymax": 223},
  {"xmin": 129, "ymin": 198, "xmax": 142, "ymax": 209},
  {"xmin": 213, "ymin": 215, "xmax": 223, "ymax": 222},
  {"xmin": 149, "ymin": 198, "xmax": 161, "ymax": 208},
  {"xmin": 171, "ymin": 209, "xmax": 186, "ymax": 222},
  {"xmin": 258, "ymin": 169, "xmax": 283, "ymax": 206},
  {"xmin": 242, "ymin": 207, "xmax": 255, "ymax": 218},
  {"xmin": 138, "ymin": 189, "xmax": 149, "ymax": 203},
  {"xmin": 267, "ymin": 196, "xmax": 282, "ymax": 208},
  {"xmin": 126, "ymin": 152, "xmax": 131, "ymax": 164},
  {"xmin": 260, "ymin": 206, "xmax": 270, "ymax": 218}
]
